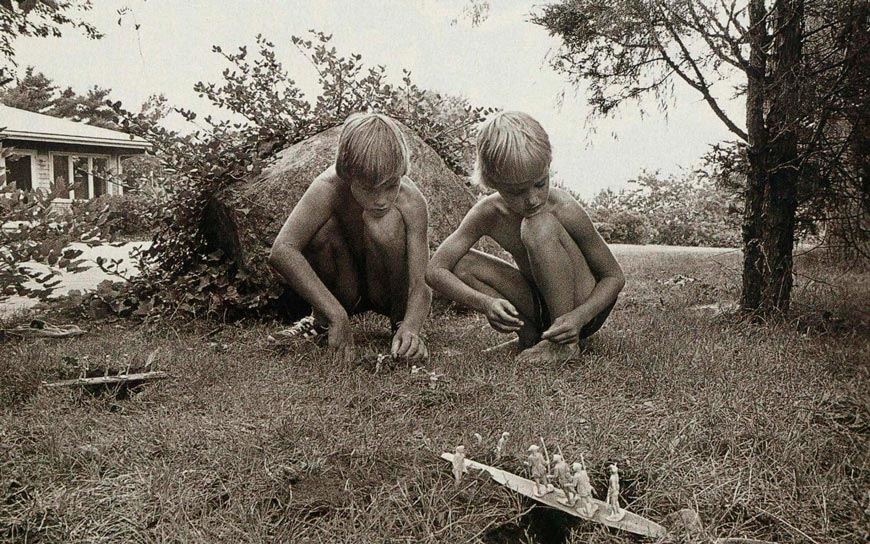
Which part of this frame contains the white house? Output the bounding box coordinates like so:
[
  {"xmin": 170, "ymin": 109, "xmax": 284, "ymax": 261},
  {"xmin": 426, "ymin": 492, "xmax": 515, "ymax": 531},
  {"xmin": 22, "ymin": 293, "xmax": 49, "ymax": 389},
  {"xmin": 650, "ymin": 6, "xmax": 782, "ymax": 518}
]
[{"xmin": 0, "ymin": 104, "xmax": 151, "ymax": 200}]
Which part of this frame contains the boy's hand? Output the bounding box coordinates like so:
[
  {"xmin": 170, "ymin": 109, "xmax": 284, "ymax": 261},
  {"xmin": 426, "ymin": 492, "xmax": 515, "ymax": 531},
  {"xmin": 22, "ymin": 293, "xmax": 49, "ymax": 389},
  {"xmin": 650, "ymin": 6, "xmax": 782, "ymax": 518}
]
[
  {"xmin": 391, "ymin": 326, "xmax": 428, "ymax": 361},
  {"xmin": 327, "ymin": 316, "xmax": 356, "ymax": 364},
  {"xmin": 485, "ymin": 298, "xmax": 524, "ymax": 333},
  {"xmin": 541, "ymin": 312, "xmax": 588, "ymax": 345}
]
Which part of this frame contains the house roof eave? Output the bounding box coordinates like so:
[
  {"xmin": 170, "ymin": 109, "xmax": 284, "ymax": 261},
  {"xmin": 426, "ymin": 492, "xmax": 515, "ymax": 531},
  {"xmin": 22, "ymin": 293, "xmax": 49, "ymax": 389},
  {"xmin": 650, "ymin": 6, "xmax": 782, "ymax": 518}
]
[{"xmin": 0, "ymin": 130, "xmax": 152, "ymax": 151}]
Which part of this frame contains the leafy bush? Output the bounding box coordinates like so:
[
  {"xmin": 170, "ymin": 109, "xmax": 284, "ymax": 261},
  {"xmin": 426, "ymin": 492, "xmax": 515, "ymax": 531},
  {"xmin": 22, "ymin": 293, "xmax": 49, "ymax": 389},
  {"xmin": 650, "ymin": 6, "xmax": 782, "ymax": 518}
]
[
  {"xmin": 585, "ymin": 171, "xmax": 741, "ymax": 247},
  {"xmin": 0, "ymin": 183, "xmax": 124, "ymax": 303},
  {"xmin": 72, "ymin": 192, "xmax": 161, "ymax": 239},
  {"xmin": 605, "ymin": 211, "xmax": 651, "ymax": 245}
]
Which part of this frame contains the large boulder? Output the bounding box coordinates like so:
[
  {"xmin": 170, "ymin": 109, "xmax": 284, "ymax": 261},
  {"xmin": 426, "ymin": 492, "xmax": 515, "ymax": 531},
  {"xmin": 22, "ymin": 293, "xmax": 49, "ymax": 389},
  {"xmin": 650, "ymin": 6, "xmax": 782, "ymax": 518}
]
[{"xmin": 202, "ymin": 124, "xmax": 479, "ymax": 304}]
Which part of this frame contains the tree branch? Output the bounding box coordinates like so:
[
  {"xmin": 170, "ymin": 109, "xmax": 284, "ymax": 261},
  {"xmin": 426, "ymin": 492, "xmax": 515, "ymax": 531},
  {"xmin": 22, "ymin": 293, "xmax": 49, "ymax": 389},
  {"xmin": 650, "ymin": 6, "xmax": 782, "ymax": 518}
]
[
  {"xmin": 652, "ymin": 1, "xmax": 748, "ymax": 141},
  {"xmin": 694, "ymin": 1, "xmax": 751, "ymax": 71}
]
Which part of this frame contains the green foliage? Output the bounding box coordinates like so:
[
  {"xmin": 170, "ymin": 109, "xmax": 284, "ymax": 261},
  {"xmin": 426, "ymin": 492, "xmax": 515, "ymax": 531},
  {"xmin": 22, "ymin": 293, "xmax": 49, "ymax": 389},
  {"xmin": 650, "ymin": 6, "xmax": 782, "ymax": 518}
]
[
  {"xmin": 102, "ymin": 31, "xmax": 495, "ymax": 319},
  {"xmin": 193, "ymin": 32, "xmax": 490, "ymax": 175},
  {"xmin": 72, "ymin": 192, "xmax": 160, "ymax": 239},
  {"xmin": 0, "ymin": 66, "xmax": 55, "ymax": 109},
  {"xmin": 586, "ymin": 171, "xmax": 741, "ymax": 247},
  {"xmin": 0, "ymin": 184, "xmax": 123, "ymax": 303},
  {"xmin": 535, "ymin": 0, "xmax": 870, "ymax": 313}
]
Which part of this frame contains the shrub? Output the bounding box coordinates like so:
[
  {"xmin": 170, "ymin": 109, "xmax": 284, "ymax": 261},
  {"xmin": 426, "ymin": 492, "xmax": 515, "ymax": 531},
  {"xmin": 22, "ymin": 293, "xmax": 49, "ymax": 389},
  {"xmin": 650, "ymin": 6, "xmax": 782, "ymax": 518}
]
[
  {"xmin": 585, "ymin": 171, "xmax": 741, "ymax": 247},
  {"xmin": 72, "ymin": 192, "xmax": 161, "ymax": 239},
  {"xmin": 0, "ymin": 185, "xmax": 122, "ymax": 303}
]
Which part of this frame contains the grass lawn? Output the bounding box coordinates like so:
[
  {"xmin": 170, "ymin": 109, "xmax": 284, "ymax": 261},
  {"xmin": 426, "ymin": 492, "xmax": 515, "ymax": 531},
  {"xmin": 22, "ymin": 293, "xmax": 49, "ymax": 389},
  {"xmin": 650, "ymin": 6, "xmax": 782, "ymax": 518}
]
[{"xmin": 1, "ymin": 247, "xmax": 867, "ymax": 543}]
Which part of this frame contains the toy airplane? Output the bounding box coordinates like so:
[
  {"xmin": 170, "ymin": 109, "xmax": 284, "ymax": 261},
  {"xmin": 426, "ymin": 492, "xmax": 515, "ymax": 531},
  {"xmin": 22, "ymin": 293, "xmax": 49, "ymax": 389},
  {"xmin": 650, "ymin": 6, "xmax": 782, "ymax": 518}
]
[{"xmin": 441, "ymin": 452, "xmax": 667, "ymax": 539}]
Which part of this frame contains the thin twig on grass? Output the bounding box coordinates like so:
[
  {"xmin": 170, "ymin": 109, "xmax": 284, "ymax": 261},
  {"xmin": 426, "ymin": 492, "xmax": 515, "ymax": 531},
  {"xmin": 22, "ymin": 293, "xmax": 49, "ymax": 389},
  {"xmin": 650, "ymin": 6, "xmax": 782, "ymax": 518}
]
[
  {"xmin": 42, "ymin": 371, "xmax": 171, "ymax": 388},
  {"xmin": 482, "ymin": 338, "xmax": 517, "ymax": 353}
]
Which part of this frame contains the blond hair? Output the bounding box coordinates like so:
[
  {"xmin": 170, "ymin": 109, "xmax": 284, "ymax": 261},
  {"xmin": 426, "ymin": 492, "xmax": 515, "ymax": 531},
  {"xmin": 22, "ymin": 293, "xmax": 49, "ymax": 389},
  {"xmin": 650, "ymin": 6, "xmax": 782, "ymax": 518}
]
[
  {"xmin": 472, "ymin": 111, "xmax": 551, "ymax": 189},
  {"xmin": 335, "ymin": 112, "xmax": 410, "ymax": 185}
]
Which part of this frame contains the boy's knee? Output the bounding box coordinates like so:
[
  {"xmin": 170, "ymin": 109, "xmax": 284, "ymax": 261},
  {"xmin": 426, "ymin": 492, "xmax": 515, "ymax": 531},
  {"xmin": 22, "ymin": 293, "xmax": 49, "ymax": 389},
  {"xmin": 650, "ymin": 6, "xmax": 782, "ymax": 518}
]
[
  {"xmin": 453, "ymin": 255, "xmax": 475, "ymax": 283},
  {"xmin": 520, "ymin": 212, "xmax": 562, "ymax": 247},
  {"xmin": 363, "ymin": 206, "xmax": 405, "ymax": 243},
  {"xmin": 308, "ymin": 215, "xmax": 342, "ymax": 252}
]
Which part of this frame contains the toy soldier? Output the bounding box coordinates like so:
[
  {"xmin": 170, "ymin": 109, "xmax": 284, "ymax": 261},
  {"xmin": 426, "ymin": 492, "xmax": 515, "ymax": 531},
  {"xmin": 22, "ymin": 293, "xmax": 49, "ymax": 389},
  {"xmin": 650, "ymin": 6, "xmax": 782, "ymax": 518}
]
[
  {"xmin": 571, "ymin": 460, "xmax": 597, "ymax": 517},
  {"xmin": 526, "ymin": 445, "xmax": 548, "ymax": 497},
  {"xmin": 494, "ymin": 432, "xmax": 510, "ymax": 461},
  {"xmin": 605, "ymin": 463, "xmax": 626, "ymax": 521},
  {"xmin": 452, "ymin": 445, "xmax": 468, "ymax": 484},
  {"xmin": 551, "ymin": 454, "xmax": 572, "ymax": 500}
]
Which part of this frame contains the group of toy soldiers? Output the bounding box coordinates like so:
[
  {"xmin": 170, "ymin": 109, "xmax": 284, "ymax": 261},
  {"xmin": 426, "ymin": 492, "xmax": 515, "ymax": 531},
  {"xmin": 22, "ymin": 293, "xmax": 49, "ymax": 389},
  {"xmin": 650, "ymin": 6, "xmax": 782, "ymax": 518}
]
[
  {"xmin": 451, "ymin": 437, "xmax": 625, "ymax": 522},
  {"xmin": 527, "ymin": 445, "xmax": 625, "ymax": 521}
]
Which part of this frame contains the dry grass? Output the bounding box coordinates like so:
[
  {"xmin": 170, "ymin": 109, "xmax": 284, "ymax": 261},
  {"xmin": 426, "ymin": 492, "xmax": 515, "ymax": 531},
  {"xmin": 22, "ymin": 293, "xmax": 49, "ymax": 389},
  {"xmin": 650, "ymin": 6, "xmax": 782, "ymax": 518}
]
[{"xmin": 1, "ymin": 248, "xmax": 867, "ymax": 543}]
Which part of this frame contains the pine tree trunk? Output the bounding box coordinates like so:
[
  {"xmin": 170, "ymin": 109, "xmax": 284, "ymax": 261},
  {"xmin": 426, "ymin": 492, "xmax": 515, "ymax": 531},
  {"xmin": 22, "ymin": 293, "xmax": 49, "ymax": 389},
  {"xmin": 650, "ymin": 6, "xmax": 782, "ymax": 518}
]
[{"xmin": 741, "ymin": 0, "xmax": 803, "ymax": 315}]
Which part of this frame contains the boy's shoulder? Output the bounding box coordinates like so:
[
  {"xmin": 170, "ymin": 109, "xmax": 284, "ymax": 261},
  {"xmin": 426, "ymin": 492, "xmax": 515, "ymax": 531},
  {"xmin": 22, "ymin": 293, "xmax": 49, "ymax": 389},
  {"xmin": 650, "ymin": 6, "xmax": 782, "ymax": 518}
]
[
  {"xmin": 314, "ymin": 165, "xmax": 344, "ymax": 190},
  {"xmin": 454, "ymin": 193, "xmax": 513, "ymax": 234},
  {"xmin": 298, "ymin": 166, "xmax": 345, "ymax": 208},
  {"xmin": 397, "ymin": 175, "xmax": 428, "ymax": 210},
  {"xmin": 470, "ymin": 192, "xmax": 512, "ymax": 217},
  {"xmin": 398, "ymin": 175, "xmax": 425, "ymax": 199},
  {"xmin": 550, "ymin": 186, "xmax": 581, "ymax": 206},
  {"xmin": 549, "ymin": 187, "xmax": 589, "ymax": 217}
]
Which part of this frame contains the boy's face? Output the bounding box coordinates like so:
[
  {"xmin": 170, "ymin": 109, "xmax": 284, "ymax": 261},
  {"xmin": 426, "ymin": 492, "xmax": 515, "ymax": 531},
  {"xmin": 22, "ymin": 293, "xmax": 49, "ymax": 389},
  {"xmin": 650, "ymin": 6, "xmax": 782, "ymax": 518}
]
[
  {"xmin": 492, "ymin": 168, "xmax": 550, "ymax": 217},
  {"xmin": 350, "ymin": 175, "xmax": 402, "ymax": 217}
]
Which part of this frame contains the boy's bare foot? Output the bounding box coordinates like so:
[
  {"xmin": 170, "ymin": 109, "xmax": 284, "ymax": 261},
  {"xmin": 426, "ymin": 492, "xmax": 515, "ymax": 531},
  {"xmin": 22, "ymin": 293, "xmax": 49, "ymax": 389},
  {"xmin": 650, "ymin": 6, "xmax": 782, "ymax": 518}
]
[{"xmin": 516, "ymin": 340, "xmax": 581, "ymax": 363}]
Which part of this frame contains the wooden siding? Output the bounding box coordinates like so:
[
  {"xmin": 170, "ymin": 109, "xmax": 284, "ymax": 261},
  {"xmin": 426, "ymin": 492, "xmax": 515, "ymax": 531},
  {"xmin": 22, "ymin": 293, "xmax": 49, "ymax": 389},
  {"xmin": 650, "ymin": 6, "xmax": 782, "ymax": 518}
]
[{"xmin": 34, "ymin": 149, "xmax": 51, "ymax": 191}]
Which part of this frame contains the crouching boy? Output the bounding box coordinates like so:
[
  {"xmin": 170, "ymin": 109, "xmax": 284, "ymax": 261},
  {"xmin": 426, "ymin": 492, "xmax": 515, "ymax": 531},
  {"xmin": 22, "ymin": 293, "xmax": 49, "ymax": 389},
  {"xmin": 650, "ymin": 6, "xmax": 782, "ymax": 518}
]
[
  {"xmin": 426, "ymin": 111, "xmax": 624, "ymax": 363},
  {"xmin": 269, "ymin": 113, "xmax": 432, "ymax": 363}
]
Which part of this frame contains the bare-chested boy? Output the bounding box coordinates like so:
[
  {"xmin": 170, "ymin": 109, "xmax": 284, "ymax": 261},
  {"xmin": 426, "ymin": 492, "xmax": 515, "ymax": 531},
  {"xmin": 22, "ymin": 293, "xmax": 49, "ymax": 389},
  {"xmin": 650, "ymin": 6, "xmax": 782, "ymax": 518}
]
[
  {"xmin": 426, "ymin": 111, "xmax": 624, "ymax": 363},
  {"xmin": 268, "ymin": 113, "xmax": 431, "ymax": 363}
]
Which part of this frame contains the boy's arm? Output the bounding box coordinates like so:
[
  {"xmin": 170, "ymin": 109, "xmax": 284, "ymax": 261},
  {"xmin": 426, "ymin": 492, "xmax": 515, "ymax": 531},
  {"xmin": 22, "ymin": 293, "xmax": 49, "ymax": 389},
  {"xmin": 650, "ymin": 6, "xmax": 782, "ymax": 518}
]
[
  {"xmin": 426, "ymin": 204, "xmax": 523, "ymax": 331},
  {"xmin": 543, "ymin": 197, "xmax": 625, "ymax": 342},
  {"xmin": 394, "ymin": 189, "xmax": 432, "ymax": 353},
  {"xmin": 426, "ymin": 205, "xmax": 491, "ymax": 312},
  {"xmin": 268, "ymin": 173, "xmax": 349, "ymax": 329}
]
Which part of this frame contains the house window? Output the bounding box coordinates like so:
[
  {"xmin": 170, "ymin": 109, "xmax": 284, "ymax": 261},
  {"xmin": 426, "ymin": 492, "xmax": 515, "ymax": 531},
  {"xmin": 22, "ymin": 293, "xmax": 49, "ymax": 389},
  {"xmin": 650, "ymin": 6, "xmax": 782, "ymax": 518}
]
[
  {"xmin": 50, "ymin": 154, "xmax": 112, "ymax": 200},
  {"xmin": 93, "ymin": 158, "xmax": 108, "ymax": 197},
  {"xmin": 5, "ymin": 152, "xmax": 35, "ymax": 191},
  {"xmin": 53, "ymin": 155, "xmax": 71, "ymax": 196},
  {"xmin": 73, "ymin": 157, "xmax": 89, "ymax": 199}
]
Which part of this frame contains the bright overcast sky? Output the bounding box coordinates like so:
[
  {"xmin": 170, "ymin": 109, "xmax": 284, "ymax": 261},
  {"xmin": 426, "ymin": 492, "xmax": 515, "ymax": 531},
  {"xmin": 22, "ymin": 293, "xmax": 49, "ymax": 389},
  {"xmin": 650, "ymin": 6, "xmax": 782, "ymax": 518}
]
[{"xmin": 14, "ymin": 0, "xmax": 743, "ymax": 198}]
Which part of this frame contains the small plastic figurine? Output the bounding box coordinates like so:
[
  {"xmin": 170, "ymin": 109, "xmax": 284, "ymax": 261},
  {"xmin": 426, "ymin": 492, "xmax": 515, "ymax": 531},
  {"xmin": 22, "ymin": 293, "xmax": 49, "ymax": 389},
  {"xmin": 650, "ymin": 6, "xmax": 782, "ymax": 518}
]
[
  {"xmin": 473, "ymin": 433, "xmax": 483, "ymax": 445},
  {"xmin": 494, "ymin": 432, "xmax": 510, "ymax": 461},
  {"xmin": 605, "ymin": 463, "xmax": 626, "ymax": 521},
  {"xmin": 551, "ymin": 454, "xmax": 572, "ymax": 500},
  {"xmin": 526, "ymin": 445, "xmax": 549, "ymax": 497},
  {"xmin": 452, "ymin": 445, "xmax": 468, "ymax": 484},
  {"xmin": 571, "ymin": 458, "xmax": 597, "ymax": 517},
  {"xmin": 374, "ymin": 353, "xmax": 389, "ymax": 374}
]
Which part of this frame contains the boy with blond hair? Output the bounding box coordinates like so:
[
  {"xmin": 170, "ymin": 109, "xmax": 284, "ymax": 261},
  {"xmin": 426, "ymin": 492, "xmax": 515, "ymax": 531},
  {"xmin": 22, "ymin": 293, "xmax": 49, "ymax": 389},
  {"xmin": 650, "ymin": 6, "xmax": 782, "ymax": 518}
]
[
  {"xmin": 269, "ymin": 112, "xmax": 431, "ymax": 363},
  {"xmin": 426, "ymin": 111, "xmax": 624, "ymax": 363}
]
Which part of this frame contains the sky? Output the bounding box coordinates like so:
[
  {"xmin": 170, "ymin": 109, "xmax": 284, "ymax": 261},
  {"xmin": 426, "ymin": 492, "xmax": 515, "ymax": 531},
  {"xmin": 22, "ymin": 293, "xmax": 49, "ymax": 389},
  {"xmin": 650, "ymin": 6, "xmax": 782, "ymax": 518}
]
[{"xmin": 13, "ymin": 0, "xmax": 744, "ymax": 198}]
